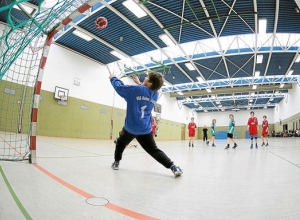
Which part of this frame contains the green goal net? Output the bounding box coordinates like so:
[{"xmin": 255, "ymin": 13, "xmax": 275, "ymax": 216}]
[{"xmin": 0, "ymin": 0, "xmax": 90, "ymax": 161}]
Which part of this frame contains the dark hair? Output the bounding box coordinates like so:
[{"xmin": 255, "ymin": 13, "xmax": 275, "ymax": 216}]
[
  {"xmin": 250, "ymin": 111, "xmax": 254, "ymax": 114},
  {"xmin": 191, "ymin": 117, "xmax": 194, "ymax": 120},
  {"xmin": 263, "ymin": 115, "xmax": 267, "ymax": 118},
  {"xmin": 148, "ymin": 72, "xmax": 164, "ymax": 92}
]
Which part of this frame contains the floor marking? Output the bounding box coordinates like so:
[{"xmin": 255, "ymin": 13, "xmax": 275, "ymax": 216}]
[
  {"xmin": 0, "ymin": 166, "xmax": 32, "ymax": 220},
  {"xmin": 34, "ymin": 164, "xmax": 159, "ymax": 220},
  {"xmin": 269, "ymin": 151, "xmax": 300, "ymax": 169}
]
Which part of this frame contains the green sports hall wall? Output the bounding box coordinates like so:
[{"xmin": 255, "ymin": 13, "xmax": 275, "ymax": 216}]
[{"xmin": 3, "ymin": 81, "xmax": 299, "ymax": 140}]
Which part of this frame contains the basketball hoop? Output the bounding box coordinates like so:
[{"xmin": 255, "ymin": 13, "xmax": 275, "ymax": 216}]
[{"xmin": 59, "ymin": 95, "xmax": 67, "ymax": 101}]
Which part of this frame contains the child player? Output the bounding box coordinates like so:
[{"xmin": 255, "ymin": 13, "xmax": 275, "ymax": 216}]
[
  {"xmin": 261, "ymin": 115, "xmax": 269, "ymax": 146},
  {"xmin": 247, "ymin": 111, "xmax": 258, "ymax": 149},
  {"xmin": 206, "ymin": 119, "xmax": 216, "ymax": 147},
  {"xmin": 188, "ymin": 117, "xmax": 197, "ymax": 147},
  {"xmin": 225, "ymin": 114, "xmax": 238, "ymax": 149}
]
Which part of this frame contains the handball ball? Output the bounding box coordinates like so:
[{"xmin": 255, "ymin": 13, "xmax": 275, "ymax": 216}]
[{"xmin": 95, "ymin": 17, "xmax": 108, "ymax": 30}]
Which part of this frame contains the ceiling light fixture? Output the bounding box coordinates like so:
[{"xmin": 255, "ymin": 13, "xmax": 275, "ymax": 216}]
[
  {"xmin": 269, "ymin": 98, "xmax": 274, "ymax": 101},
  {"xmin": 177, "ymin": 91, "xmax": 184, "ymax": 95},
  {"xmin": 13, "ymin": 3, "xmax": 35, "ymax": 14},
  {"xmin": 206, "ymin": 88, "xmax": 212, "ymax": 93},
  {"xmin": 72, "ymin": 30, "xmax": 93, "ymax": 41},
  {"xmin": 252, "ymin": 85, "xmax": 257, "ymax": 89},
  {"xmin": 122, "ymin": 0, "xmax": 147, "ymax": 18},
  {"xmin": 287, "ymin": 70, "xmax": 294, "ymax": 76},
  {"xmin": 259, "ymin": 19, "xmax": 267, "ymax": 34},
  {"xmin": 185, "ymin": 63, "xmax": 195, "ymax": 71},
  {"xmin": 110, "ymin": 50, "xmax": 128, "ymax": 60},
  {"xmin": 256, "ymin": 55, "xmax": 263, "ymax": 64},
  {"xmin": 197, "ymin": 76, "xmax": 204, "ymax": 82},
  {"xmin": 41, "ymin": 0, "xmax": 59, "ymax": 8},
  {"xmin": 279, "ymin": 83, "xmax": 285, "ymax": 88},
  {"xmin": 296, "ymin": 54, "xmax": 300, "ymax": 62},
  {"xmin": 254, "ymin": 71, "xmax": 260, "ymax": 77},
  {"xmin": 159, "ymin": 34, "xmax": 176, "ymax": 47}
]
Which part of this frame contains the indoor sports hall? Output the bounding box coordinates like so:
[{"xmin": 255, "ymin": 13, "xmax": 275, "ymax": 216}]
[{"xmin": 1, "ymin": 1, "xmax": 300, "ymax": 220}]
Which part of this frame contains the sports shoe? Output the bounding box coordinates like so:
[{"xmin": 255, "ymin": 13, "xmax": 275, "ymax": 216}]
[
  {"xmin": 266, "ymin": 143, "xmax": 269, "ymax": 146},
  {"xmin": 189, "ymin": 143, "xmax": 191, "ymax": 147},
  {"xmin": 255, "ymin": 144, "xmax": 258, "ymax": 149},
  {"xmin": 233, "ymin": 143, "xmax": 238, "ymax": 149},
  {"xmin": 261, "ymin": 142, "xmax": 265, "ymax": 147},
  {"xmin": 206, "ymin": 141, "xmax": 209, "ymax": 146},
  {"xmin": 212, "ymin": 143, "xmax": 216, "ymax": 147},
  {"xmin": 250, "ymin": 144, "xmax": 253, "ymax": 149},
  {"xmin": 111, "ymin": 161, "xmax": 119, "ymax": 170},
  {"xmin": 170, "ymin": 165, "xmax": 183, "ymax": 177},
  {"xmin": 192, "ymin": 144, "xmax": 194, "ymax": 147},
  {"xmin": 225, "ymin": 145, "xmax": 230, "ymax": 149}
]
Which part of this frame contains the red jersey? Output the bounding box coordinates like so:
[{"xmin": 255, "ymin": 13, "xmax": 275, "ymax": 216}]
[
  {"xmin": 188, "ymin": 122, "xmax": 197, "ymax": 137},
  {"xmin": 248, "ymin": 117, "xmax": 258, "ymax": 136},
  {"xmin": 152, "ymin": 117, "xmax": 157, "ymax": 136},
  {"xmin": 262, "ymin": 120, "xmax": 269, "ymax": 136}
]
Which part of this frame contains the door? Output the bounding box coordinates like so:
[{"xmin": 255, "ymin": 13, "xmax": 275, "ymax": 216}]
[{"xmin": 181, "ymin": 123, "xmax": 186, "ymax": 140}]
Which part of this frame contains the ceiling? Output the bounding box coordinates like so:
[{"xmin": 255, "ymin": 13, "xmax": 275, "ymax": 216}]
[{"xmin": 1, "ymin": 0, "xmax": 300, "ymax": 112}]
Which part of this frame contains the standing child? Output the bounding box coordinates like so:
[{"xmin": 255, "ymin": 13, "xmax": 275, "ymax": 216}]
[
  {"xmin": 261, "ymin": 115, "xmax": 269, "ymax": 146},
  {"xmin": 109, "ymin": 72, "xmax": 183, "ymax": 177},
  {"xmin": 207, "ymin": 119, "xmax": 216, "ymax": 147},
  {"xmin": 188, "ymin": 117, "xmax": 197, "ymax": 147},
  {"xmin": 225, "ymin": 114, "xmax": 238, "ymax": 149},
  {"xmin": 247, "ymin": 111, "xmax": 258, "ymax": 149}
]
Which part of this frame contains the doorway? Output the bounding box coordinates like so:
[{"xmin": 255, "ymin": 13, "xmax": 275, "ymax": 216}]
[{"xmin": 181, "ymin": 124, "xmax": 186, "ymax": 140}]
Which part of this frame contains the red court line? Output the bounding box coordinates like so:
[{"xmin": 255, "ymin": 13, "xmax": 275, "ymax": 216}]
[{"xmin": 34, "ymin": 164, "xmax": 159, "ymax": 220}]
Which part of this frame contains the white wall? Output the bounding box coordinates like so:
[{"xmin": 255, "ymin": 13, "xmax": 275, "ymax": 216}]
[
  {"xmin": 42, "ymin": 44, "xmax": 197, "ymax": 124},
  {"xmin": 273, "ymin": 83, "xmax": 300, "ymax": 123},
  {"xmin": 196, "ymin": 109, "xmax": 274, "ymax": 127}
]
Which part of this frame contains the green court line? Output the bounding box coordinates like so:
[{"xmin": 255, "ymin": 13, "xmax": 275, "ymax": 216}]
[
  {"xmin": 269, "ymin": 151, "xmax": 300, "ymax": 169},
  {"xmin": 0, "ymin": 166, "xmax": 32, "ymax": 220}
]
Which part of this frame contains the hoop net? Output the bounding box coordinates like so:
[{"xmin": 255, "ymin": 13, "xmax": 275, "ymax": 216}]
[{"xmin": 0, "ymin": 0, "xmax": 90, "ymax": 161}]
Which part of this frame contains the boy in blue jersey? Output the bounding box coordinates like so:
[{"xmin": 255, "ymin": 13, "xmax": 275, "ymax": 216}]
[
  {"xmin": 225, "ymin": 114, "xmax": 238, "ymax": 149},
  {"xmin": 109, "ymin": 72, "xmax": 183, "ymax": 177}
]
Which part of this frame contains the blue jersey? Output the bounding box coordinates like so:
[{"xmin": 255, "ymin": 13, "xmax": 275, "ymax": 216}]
[
  {"xmin": 110, "ymin": 77, "xmax": 158, "ymax": 135},
  {"xmin": 228, "ymin": 119, "xmax": 235, "ymax": 134}
]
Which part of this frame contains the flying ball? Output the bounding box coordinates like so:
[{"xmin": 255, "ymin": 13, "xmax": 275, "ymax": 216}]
[{"xmin": 95, "ymin": 17, "xmax": 108, "ymax": 30}]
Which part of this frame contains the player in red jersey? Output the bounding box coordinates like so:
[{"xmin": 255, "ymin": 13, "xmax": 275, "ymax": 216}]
[
  {"xmin": 247, "ymin": 111, "xmax": 258, "ymax": 149},
  {"xmin": 188, "ymin": 117, "xmax": 197, "ymax": 147},
  {"xmin": 261, "ymin": 115, "xmax": 269, "ymax": 146}
]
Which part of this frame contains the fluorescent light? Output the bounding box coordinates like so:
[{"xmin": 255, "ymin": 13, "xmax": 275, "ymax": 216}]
[
  {"xmin": 256, "ymin": 55, "xmax": 263, "ymax": 63},
  {"xmin": 194, "ymin": 102, "xmax": 199, "ymax": 106},
  {"xmin": 216, "ymin": 101, "xmax": 220, "ymax": 104},
  {"xmin": 123, "ymin": 0, "xmax": 147, "ymax": 18},
  {"xmin": 218, "ymin": 105, "xmax": 222, "ymax": 108},
  {"xmin": 197, "ymin": 76, "xmax": 204, "ymax": 82},
  {"xmin": 221, "ymin": 109, "xmax": 225, "ymax": 111},
  {"xmin": 249, "ymin": 99, "xmax": 253, "ymax": 102},
  {"xmin": 185, "ymin": 63, "xmax": 195, "ymax": 71},
  {"xmin": 254, "ymin": 71, "xmax": 260, "ymax": 77},
  {"xmin": 269, "ymin": 98, "xmax": 274, "ymax": 101},
  {"xmin": 204, "ymin": 110, "xmax": 208, "ymax": 112},
  {"xmin": 259, "ymin": 19, "xmax": 267, "ymax": 34},
  {"xmin": 211, "ymin": 95, "xmax": 216, "ymax": 98},
  {"xmin": 73, "ymin": 30, "xmax": 93, "ymax": 41},
  {"xmin": 110, "ymin": 51, "xmax": 127, "ymax": 60},
  {"xmin": 177, "ymin": 91, "xmax": 184, "ymax": 95},
  {"xmin": 252, "ymin": 85, "xmax": 257, "ymax": 89},
  {"xmin": 42, "ymin": 0, "xmax": 59, "ymax": 8},
  {"xmin": 251, "ymin": 92, "xmax": 255, "ymax": 96},
  {"xmin": 275, "ymin": 91, "xmax": 279, "ymax": 94},
  {"xmin": 159, "ymin": 34, "xmax": 176, "ymax": 47},
  {"xmin": 287, "ymin": 70, "xmax": 294, "ymax": 76},
  {"xmin": 206, "ymin": 88, "xmax": 212, "ymax": 93},
  {"xmin": 296, "ymin": 54, "xmax": 300, "ymax": 62},
  {"xmin": 279, "ymin": 83, "xmax": 285, "ymax": 88},
  {"xmin": 13, "ymin": 3, "xmax": 35, "ymax": 14}
]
